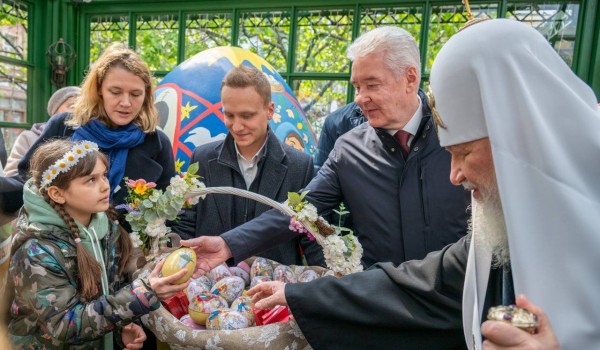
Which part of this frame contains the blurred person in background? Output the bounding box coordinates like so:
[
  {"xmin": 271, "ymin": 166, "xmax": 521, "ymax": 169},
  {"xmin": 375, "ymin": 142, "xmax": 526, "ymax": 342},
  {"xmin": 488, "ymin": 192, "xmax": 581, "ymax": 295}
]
[{"xmin": 4, "ymin": 86, "xmax": 81, "ymax": 177}]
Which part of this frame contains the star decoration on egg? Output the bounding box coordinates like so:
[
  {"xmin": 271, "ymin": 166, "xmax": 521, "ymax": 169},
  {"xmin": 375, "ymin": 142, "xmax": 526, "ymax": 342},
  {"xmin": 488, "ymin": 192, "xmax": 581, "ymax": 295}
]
[{"xmin": 181, "ymin": 102, "xmax": 198, "ymax": 120}]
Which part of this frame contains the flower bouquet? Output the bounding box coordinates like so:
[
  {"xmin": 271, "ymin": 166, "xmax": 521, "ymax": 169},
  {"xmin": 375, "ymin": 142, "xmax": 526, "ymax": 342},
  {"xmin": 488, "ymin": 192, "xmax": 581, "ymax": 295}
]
[{"xmin": 117, "ymin": 162, "xmax": 206, "ymax": 257}]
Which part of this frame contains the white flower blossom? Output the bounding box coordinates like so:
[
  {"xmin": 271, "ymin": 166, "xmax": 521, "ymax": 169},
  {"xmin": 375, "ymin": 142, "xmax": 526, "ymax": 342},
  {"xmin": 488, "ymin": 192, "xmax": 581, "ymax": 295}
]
[
  {"xmin": 129, "ymin": 232, "xmax": 143, "ymax": 248},
  {"xmin": 145, "ymin": 217, "xmax": 168, "ymax": 238},
  {"xmin": 169, "ymin": 176, "xmax": 189, "ymax": 197}
]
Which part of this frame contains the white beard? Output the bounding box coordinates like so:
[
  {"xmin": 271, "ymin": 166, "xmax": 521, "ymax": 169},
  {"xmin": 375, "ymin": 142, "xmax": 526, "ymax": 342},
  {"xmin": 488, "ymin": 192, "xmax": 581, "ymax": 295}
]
[{"xmin": 467, "ymin": 187, "xmax": 510, "ymax": 268}]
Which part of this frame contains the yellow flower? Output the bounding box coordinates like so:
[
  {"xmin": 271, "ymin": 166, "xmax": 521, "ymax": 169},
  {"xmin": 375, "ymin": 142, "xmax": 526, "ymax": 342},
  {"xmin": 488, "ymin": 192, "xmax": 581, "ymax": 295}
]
[{"xmin": 127, "ymin": 179, "xmax": 157, "ymax": 196}]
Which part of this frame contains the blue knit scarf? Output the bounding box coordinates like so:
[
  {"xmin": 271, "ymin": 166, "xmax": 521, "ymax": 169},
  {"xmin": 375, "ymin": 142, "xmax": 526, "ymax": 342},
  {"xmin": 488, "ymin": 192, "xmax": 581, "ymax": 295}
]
[{"xmin": 71, "ymin": 120, "xmax": 145, "ymax": 199}]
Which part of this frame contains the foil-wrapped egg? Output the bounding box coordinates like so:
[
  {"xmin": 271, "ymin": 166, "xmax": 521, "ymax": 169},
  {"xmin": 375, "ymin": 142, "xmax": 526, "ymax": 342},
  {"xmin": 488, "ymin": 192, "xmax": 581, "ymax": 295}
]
[
  {"xmin": 229, "ymin": 266, "xmax": 250, "ymax": 285},
  {"xmin": 186, "ymin": 277, "xmax": 211, "ymax": 301},
  {"xmin": 231, "ymin": 296, "xmax": 255, "ymax": 325},
  {"xmin": 161, "ymin": 248, "xmax": 196, "ymax": 284},
  {"xmin": 179, "ymin": 314, "xmax": 207, "ymax": 330},
  {"xmin": 297, "ymin": 269, "xmax": 319, "ymax": 283},
  {"xmin": 206, "ymin": 309, "xmax": 249, "ymax": 330},
  {"xmin": 210, "ymin": 276, "xmax": 245, "ymax": 305},
  {"xmin": 188, "ymin": 293, "xmax": 228, "ymax": 325},
  {"xmin": 209, "ymin": 263, "xmax": 233, "ymax": 284},
  {"xmin": 273, "ymin": 265, "xmax": 296, "ymax": 283},
  {"xmin": 250, "ymin": 275, "xmax": 272, "ymax": 288},
  {"xmin": 250, "ymin": 257, "xmax": 274, "ymax": 280}
]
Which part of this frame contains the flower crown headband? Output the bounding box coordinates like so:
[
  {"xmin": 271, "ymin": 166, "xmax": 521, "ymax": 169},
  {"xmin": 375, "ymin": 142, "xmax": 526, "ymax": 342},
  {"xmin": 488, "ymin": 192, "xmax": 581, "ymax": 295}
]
[{"xmin": 41, "ymin": 141, "xmax": 100, "ymax": 188}]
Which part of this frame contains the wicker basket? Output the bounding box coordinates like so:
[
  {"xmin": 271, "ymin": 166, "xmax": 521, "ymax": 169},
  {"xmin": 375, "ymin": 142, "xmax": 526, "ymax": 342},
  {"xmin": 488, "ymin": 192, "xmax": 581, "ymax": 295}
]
[
  {"xmin": 136, "ymin": 186, "xmax": 341, "ymax": 349},
  {"xmin": 136, "ymin": 255, "xmax": 330, "ymax": 349}
]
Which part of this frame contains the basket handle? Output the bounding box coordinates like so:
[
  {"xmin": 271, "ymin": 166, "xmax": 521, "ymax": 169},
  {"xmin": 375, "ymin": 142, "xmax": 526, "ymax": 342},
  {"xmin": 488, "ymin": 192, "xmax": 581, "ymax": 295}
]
[{"xmin": 187, "ymin": 187, "xmax": 325, "ymax": 245}]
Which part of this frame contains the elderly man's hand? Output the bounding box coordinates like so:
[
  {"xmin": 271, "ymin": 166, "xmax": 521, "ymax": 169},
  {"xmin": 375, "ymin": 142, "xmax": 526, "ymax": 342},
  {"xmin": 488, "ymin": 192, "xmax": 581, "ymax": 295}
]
[
  {"xmin": 246, "ymin": 281, "xmax": 287, "ymax": 309},
  {"xmin": 482, "ymin": 294, "xmax": 560, "ymax": 350},
  {"xmin": 181, "ymin": 236, "xmax": 232, "ymax": 278}
]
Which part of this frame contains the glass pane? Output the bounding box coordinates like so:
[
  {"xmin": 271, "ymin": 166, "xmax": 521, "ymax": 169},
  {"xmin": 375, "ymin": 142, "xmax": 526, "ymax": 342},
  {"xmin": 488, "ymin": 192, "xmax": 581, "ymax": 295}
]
[
  {"xmin": 1, "ymin": 127, "xmax": 25, "ymax": 155},
  {"xmin": 136, "ymin": 14, "xmax": 179, "ymax": 71},
  {"xmin": 238, "ymin": 11, "xmax": 291, "ymax": 72},
  {"xmin": 360, "ymin": 6, "xmax": 423, "ymax": 43},
  {"xmin": 90, "ymin": 15, "xmax": 129, "ymax": 63},
  {"xmin": 293, "ymin": 79, "xmax": 349, "ymax": 138},
  {"xmin": 295, "ymin": 9, "xmax": 353, "ymax": 73},
  {"xmin": 0, "ymin": 0, "xmax": 28, "ymax": 61},
  {"xmin": 0, "ymin": 62, "xmax": 27, "ymax": 123},
  {"xmin": 185, "ymin": 12, "xmax": 232, "ymax": 59},
  {"xmin": 507, "ymin": 2, "xmax": 580, "ymax": 66},
  {"xmin": 425, "ymin": 4, "xmax": 498, "ymax": 73}
]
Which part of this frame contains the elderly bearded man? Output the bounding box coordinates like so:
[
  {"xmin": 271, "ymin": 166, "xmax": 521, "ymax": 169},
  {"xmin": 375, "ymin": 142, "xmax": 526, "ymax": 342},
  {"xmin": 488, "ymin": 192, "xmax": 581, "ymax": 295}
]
[{"xmin": 233, "ymin": 19, "xmax": 600, "ymax": 350}]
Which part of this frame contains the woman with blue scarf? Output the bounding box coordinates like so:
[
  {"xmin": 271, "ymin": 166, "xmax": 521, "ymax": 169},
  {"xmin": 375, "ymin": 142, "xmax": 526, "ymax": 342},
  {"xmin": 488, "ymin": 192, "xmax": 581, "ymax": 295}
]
[{"xmin": 17, "ymin": 43, "xmax": 175, "ymax": 211}]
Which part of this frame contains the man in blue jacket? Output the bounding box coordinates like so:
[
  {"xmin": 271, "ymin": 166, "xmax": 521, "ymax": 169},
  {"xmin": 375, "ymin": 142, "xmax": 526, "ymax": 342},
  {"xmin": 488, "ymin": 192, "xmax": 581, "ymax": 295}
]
[{"xmin": 184, "ymin": 26, "xmax": 471, "ymax": 268}]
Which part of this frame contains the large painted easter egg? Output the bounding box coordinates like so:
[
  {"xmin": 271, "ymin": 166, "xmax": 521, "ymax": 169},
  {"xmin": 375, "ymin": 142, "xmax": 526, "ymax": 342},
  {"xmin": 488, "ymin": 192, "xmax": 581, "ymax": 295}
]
[{"xmin": 155, "ymin": 46, "xmax": 318, "ymax": 173}]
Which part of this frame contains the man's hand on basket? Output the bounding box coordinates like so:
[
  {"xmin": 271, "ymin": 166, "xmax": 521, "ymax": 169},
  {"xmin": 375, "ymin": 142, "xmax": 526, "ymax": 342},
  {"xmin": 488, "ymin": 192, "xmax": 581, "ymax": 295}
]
[
  {"xmin": 181, "ymin": 236, "xmax": 232, "ymax": 278},
  {"xmin": 121, "ymin": 323, "xmax": 146, "ymax": 350},
  {"xmin": 148, "ymin": 259, "xmax": 190, "ymax": 300},
  {"xmin": 247, "ymin": 281, "xmax": 288, "ymax": 309}
]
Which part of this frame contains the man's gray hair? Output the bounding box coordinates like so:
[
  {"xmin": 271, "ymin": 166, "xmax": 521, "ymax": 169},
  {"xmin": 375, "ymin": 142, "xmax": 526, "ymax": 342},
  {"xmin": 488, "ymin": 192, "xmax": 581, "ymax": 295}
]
[{"xmin": 347, "ymin": 26, "xmax": 421, "ymax": 82}]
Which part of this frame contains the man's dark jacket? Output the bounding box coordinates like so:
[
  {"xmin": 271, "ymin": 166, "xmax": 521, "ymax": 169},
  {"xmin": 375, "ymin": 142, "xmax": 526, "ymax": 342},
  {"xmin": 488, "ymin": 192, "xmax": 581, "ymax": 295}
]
[
  {"xmin": 315, "ymin": 102, "xmax": 366, "ymax": 168},
  {"xmin": 172, "ymin": 130, "xmax": 325, "ymax": 266},
  {"xmin": 221, "ymin": 90, "xmax": 471, "ymax": 268}
]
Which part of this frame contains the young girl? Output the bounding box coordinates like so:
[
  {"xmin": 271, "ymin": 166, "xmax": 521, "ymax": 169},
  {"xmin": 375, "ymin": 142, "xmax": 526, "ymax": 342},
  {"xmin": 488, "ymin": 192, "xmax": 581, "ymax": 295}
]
[
  {"xmin": 9, "ymin": 140, "xmax": 188, "ymax": 349},
  {"xmin": 17, "ymin": 43, "xmax": 175, "ymax": 212}
]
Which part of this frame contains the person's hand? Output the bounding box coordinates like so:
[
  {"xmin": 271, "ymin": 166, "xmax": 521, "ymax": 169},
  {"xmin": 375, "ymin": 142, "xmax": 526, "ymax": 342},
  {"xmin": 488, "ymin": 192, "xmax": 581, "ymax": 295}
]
[
  {"xmin": 121, "ymin": 323, "xmax": 146, "ymax": 350},
  {"xmin": 148, "ymin": 259, "xmax": 190, "ymax": 300},
  {"xmin": 246, "ymin": 281, "xmax": 287, "ymax": 309},
  {"xmin": 181, "ymin": 236, "xmax": 232, "ymax": 278},
  {"xmin": 482, "ymin": 294, "xmax": 560, "ymax": 350}
]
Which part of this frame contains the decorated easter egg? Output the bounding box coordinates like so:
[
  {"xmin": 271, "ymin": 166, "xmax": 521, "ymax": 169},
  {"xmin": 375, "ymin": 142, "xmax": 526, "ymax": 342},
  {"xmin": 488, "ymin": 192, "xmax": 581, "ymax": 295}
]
[
  {"xmin": 273, "ymin": 265, "xmax": 296, "ymax": 283},
  {"xmin": 231, "ymin": 296, "xmax": 255, "ymax": 325},
  {"xmin": 188, "ymin": 293, "xmax": 229, "ymax": 325},
  {"xmin": 250, "ymin": 275, "xmax": 272, "ymax": 288},
  {"xmin": 229, "ymin": 266, "xmax": 250, "ymax": 285},
  {"xmin": 206, "ymin": 309, "xmax": 249, "ymax": 330},
  {"xmin": 210, "ymin": 276, "xmax": 245, "ymax": 305},
  {"xmin": 186, "ymin": 277, "xmax": 211, "ymax": 301},
  {"xmin": 209, "ymin": 263, "xmax": 233, "ymax": 284},
  {"xmin": 161, "ymin": 248, "xmax": 196, "ymax": 284},
  {"xmin": 179, "ymin": 314, "xmax": 206, "ymax": 330},
  {"xmin": 297, "ymin": 269, "xmax": 319, "ymax": 283},
  {"xmin": 195, "ymin": 275, "xmax": 213, "ymax": 289},
  {"xmin": 250, "ymin": 257, "xmax": 274, "ymax": 280},
  {"xmin": 237, "ymin": 261, "xmax": 251, "ymax": 274},
  {"xmin": 155, "ymin": 46, "xmax": 318, "ymax": 173}
]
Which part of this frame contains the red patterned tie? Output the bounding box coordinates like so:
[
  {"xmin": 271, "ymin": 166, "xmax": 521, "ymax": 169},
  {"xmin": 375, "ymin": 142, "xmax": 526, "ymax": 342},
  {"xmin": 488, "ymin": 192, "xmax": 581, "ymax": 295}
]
[{"xmin": 394, "ymin": 130, "xmax": 411, "ymax": 158}]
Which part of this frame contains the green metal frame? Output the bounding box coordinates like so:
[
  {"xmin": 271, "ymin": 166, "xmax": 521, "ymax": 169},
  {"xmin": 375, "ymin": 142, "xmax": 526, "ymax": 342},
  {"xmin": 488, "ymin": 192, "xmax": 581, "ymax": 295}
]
[{"xmin": 2, "ymin": 0, "xmax": 599, "ymax": 129}]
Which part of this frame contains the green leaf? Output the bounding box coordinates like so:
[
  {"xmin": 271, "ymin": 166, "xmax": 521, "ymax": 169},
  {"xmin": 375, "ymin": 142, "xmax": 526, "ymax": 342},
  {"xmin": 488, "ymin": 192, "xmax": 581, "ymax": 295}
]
[
  {"xmin": 299, "ymin": 190, "xmax": 310, "ymax": 200},
  {"xmin": 187, "ymin": 162, "xmax": 199, "ymax": 176},
  {"xmin": 288, "ymin": 192, "xmax": 301, "ymax": 205}
]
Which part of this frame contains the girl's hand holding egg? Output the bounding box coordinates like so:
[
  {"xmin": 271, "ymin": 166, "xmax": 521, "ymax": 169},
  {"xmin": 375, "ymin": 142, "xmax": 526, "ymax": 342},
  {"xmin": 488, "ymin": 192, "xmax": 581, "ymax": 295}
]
[{"xmin": 149, "ymin": 248, "xmax": 197, "ymax": 300}]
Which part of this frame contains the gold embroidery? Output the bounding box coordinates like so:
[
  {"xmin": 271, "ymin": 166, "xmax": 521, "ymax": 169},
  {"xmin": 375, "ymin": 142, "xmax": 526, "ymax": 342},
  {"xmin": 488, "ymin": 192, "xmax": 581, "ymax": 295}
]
[{"xmin": 426, "ymin": 85, "xmax": 447, "ymax": 131}]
